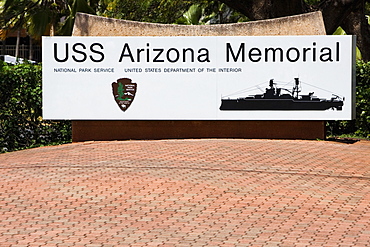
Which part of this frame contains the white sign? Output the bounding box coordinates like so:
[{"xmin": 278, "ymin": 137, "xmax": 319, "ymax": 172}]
[{"xmin": 42, "ymin": 36, "xmax": 356, "ymax": 120}]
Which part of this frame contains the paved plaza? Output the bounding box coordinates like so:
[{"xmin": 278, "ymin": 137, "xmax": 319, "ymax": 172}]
[{"xmin": 1, "ymin": 139, "xmax": 370, "ymax": 246}]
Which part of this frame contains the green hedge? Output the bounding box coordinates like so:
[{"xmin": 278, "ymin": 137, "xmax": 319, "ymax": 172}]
[
  {"xmin": 0, "ymin": 62, "xmax": 71, "ymax": 153},
  {"xmin": 327, "ymin": 60, "xmax": 370, "ymax": 138},
  {"xmin": 0, "ymin": 60, "xmax": 369, "ymax": 153}
]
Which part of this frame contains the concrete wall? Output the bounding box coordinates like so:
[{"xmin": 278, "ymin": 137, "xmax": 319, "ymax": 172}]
[{"xmin": 72, "ymin": 12, "xmax": 327, "ymax": 142}]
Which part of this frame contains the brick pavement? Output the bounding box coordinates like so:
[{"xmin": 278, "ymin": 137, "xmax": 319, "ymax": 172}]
[{"xmin": 0, "ymin": 139, "xmax": 370, "ymax": 246}]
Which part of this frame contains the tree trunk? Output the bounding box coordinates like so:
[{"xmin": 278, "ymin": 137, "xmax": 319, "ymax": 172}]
[
  {"xmin": 218, "ymin": 0, "xmax": 305, "ymax": 20},
  {"xmin": 29, "ymin": 36, "xmax": 33, "ymax": 60},
  {"xmin": 15, "ymin": 30, "xmax": 20, "ymax": 59},
  {"xmin": 318, "ymin": 0, "xmax": 360, "ymax": 34},
  {"xmin": 218, "ymin": 0, "xmax": 370, "ymax": 61},
  {"xmin": 1, "ymin": 40, "xmax": 5, "ymax": 56},
  {"xmin": 340, "ymin": 0, "xmax": 370, "ymax": 61}
]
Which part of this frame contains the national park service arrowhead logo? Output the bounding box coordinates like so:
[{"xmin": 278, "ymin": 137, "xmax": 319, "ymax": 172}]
[{"xmin": 112, "ymin": 78, "xmax": 137, "ymax": 112}]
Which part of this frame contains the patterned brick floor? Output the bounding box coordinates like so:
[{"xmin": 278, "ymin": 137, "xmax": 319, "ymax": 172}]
[{"xmin": 0, "ymin": 139, "xmax": 370, "ymax": 246}]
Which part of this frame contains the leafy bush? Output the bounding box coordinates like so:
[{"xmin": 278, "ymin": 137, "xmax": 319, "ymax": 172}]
[
  {"xmin": 327, "ymin": 60, "xmax": 370, "ymax": 138},
  {"xmin": 0, "ymin": 59, "xmax": 369, "ymax": 153},
  {"xmin": 0, "ymin": 62, "xmax": 71, "ymax": 153}
]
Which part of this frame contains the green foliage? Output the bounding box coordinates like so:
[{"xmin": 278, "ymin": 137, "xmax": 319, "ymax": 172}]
[
  {"xmin": 327, "ymin": 61, "xmax": 370, "ymax": 138},
  {"xmin": 366, "ymin": 1, "xmax": 370, "ymax": 16},
  {"xmin": 175, "ymin": 1, "xmax": 248, "ymax": 25},
  {"xmin": 58, "ymin": 0, "xmax": 96, "ymax": 36},
  {"xmin": 102, "ymin": 0, "xmax": 247, "ymax": 25},
  {"xmin": 0, "ymin": 0, "xmax": 97, "ymax": 39},
  {"xmin": 102, "ymin": 0, "xmax": 194, "ymax": 24},
  {"xmin": 0, "ymin": 62, "xmax": 71, "ymax": 153},
  {"xmin": 304, "ymin": 0, "xmax": 322, "ymax": 5},
  {"xmin": 333, "ymin": 27, "xmax": 362, "ymax": 60},
  {"xmin": 180, "ymin": 4, "xmax": 203, "ymax": 25},
  {"xmin": 0, "ymin": 58, "xmax": 369, "ymax": 152}
]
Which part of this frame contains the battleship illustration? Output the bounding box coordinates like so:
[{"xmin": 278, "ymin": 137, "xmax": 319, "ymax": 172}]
[{"xmin": 220, "ymin": 78, "xmax": 344, "ymax": 111}]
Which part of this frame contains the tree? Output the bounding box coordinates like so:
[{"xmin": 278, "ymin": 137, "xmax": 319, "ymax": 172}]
[
  {"xmin": 101, "ymin": 0, "xmax": 248, "ymax": 25},
  {"xmin": 57, "ymin": 0, "xmax": 95, "ymax": 36},
  {"xmin": 175, "ymin": 1, "xmax": 248, "ymax": 25},
  {"xmin": 0, "ymin": 0, "xmax": 30, "ymax": 58},
  {"xmin": 0, "ymin": 0, "xmax": 96, "ymax": 39},
  {"xmin": 102, "ymin": 0, "xmax": 195, "ymax": 24},
  {"xmin": 217, "ymin": 0, "xmax": 370, "ymax": 61}
]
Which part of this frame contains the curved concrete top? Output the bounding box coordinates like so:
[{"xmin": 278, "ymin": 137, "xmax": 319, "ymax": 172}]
[{"xmin": 72, "ymin": 11, "xmax": 326, "ymax": 37}]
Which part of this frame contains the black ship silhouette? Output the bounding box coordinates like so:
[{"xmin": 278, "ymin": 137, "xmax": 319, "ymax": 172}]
[{"xmin": 220, "ymin": 78, "xmax": 344, "ymax": 111}]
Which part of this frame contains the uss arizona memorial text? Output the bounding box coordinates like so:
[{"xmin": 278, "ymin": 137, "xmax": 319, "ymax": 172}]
[{"xmin": 53, "ymin": 41, "xmax": 341, "ymax": 64}]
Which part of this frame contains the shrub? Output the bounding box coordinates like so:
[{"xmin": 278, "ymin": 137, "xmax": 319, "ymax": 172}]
[
  {"xmin": 0, "ymin": 59, "xmax": 369, "ymax": 153},
  {"xmin": 0, "ymin": 62, "xmax": 71, "ymax": 153},
  {"xmin": 327, "ymin": 60, "xmax": 370, "ymax": 138}
]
